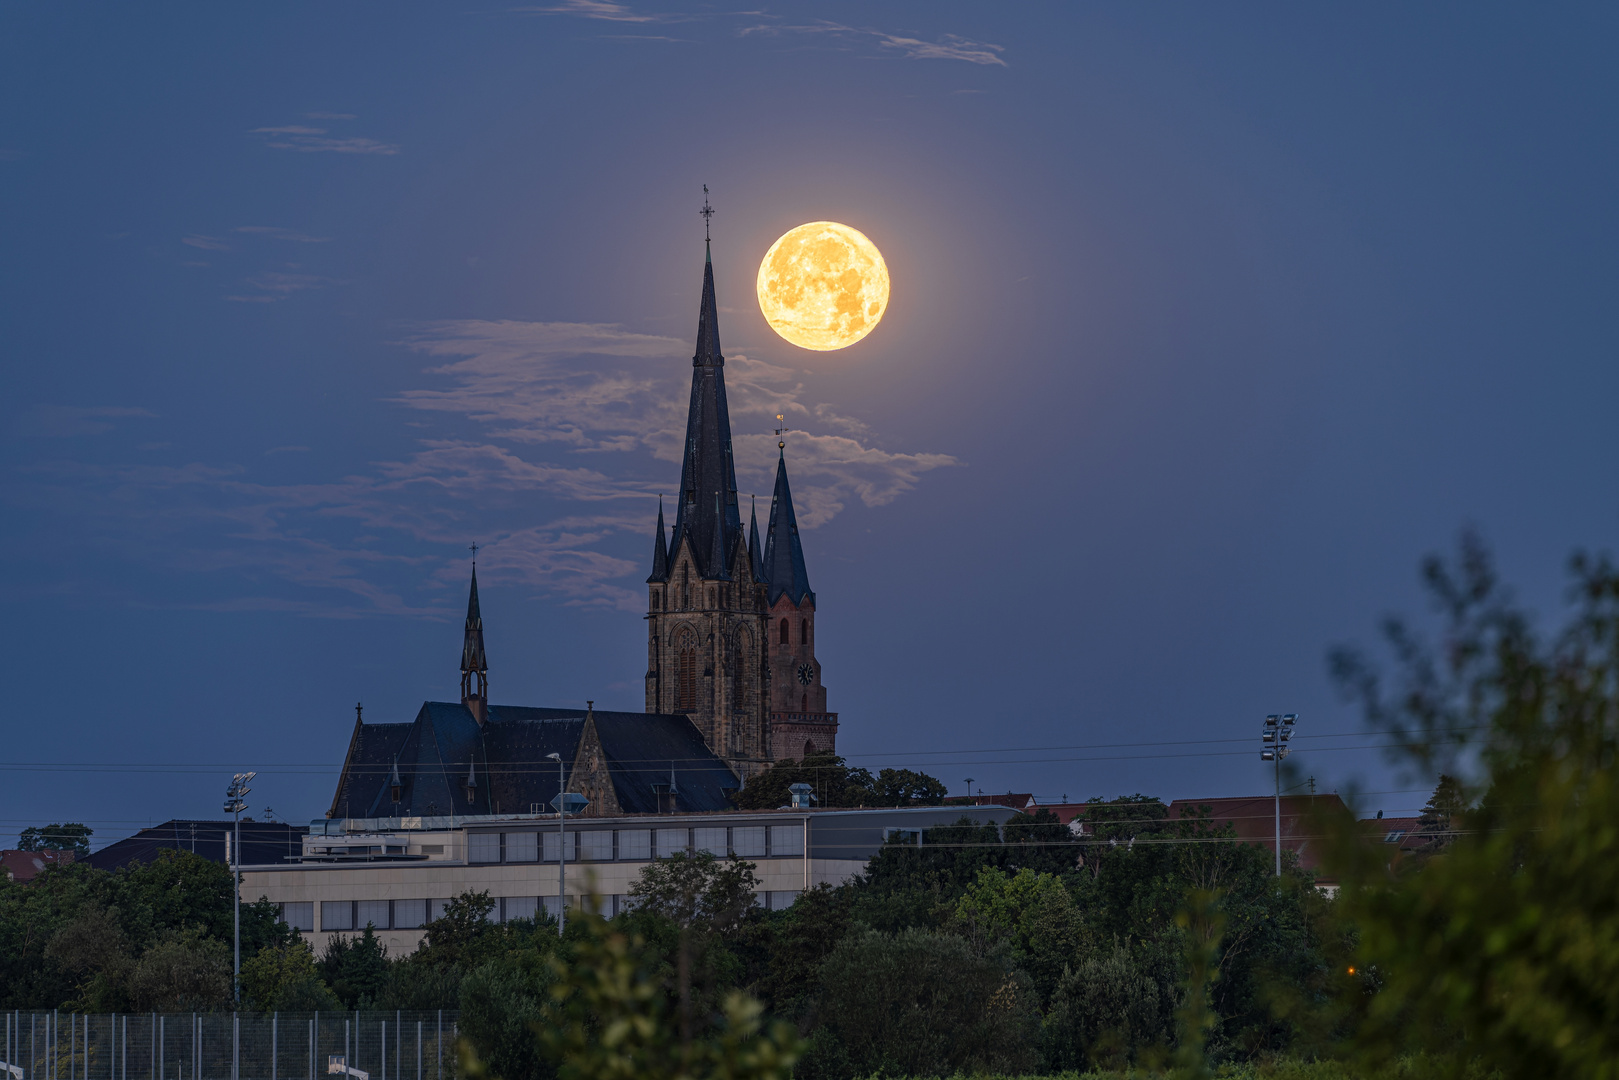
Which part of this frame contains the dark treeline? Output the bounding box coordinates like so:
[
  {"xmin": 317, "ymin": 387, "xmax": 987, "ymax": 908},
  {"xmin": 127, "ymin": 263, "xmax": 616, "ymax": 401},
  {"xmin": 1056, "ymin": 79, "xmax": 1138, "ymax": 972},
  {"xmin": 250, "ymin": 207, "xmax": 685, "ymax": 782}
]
[
  {"xmin": 0, "ymin": 792, "xmax": 1330, "ymax": 1077},
  {"xmin": 9, "ymin": 536, "xmax": 1619, "ymax": 1080}
]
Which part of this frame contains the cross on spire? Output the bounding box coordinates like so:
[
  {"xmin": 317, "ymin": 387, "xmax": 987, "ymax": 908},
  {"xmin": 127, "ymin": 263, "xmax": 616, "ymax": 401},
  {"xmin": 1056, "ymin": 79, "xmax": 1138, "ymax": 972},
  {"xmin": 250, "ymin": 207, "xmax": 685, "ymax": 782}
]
[
  {"xmin": 776, "ymin": 413, "xmax": 790, "ymax": 452},
  {"xmin": 700, "ymin": 185, "xmax": 714, "ymax": 242},
  {"xmin": 468, "ymin": 542, "xmax": 480, "ymax": 562}
]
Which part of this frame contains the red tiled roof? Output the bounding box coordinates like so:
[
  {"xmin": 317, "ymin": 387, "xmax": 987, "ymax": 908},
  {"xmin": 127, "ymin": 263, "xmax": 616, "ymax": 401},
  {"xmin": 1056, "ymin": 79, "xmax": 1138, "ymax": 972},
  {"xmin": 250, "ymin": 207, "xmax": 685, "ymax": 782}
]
[{"xmin": 1, "ymin": 849, "xmax": 74, "ymax": 883}]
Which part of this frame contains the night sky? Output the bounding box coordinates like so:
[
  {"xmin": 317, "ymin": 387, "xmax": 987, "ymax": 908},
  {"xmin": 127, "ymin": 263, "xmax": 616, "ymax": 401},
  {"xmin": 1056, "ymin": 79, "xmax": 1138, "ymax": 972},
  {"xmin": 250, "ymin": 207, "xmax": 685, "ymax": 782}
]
[{"xmin": 4, "ymin": 4, "xmax": 1618, "ymax": 848}]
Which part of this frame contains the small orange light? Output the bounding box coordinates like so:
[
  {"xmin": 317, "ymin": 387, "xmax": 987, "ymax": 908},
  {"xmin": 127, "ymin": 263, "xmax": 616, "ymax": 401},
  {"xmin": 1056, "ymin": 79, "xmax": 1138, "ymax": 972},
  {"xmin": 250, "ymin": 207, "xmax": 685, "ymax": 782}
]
[{"xmin": 1347, "ymin": 967, "xmax": 1356, "ymax": 975}]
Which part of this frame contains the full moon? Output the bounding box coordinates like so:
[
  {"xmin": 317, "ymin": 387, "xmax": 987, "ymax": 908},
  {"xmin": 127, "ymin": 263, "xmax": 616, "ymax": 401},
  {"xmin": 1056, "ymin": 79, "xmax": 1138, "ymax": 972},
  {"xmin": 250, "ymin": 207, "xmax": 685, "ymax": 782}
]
[{"xmin": 757, "ymin": 221, "xmax": 890, "ymax": 351}]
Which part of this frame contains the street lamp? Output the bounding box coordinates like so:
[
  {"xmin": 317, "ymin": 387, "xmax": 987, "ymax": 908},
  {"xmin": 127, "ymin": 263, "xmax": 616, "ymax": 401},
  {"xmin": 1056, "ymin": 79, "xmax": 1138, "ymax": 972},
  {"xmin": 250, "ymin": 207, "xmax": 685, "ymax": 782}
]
[
  {"xmin": 545, "ymin": 754, "xmax": 589, "ymax": 938},
  {"xmin": 223, "ymin": 771, "xmax": 256, "ymax": 1001},
  {"xmin": 1260, "ymin": 714, "xmax": 1297, "ymax": 877}
]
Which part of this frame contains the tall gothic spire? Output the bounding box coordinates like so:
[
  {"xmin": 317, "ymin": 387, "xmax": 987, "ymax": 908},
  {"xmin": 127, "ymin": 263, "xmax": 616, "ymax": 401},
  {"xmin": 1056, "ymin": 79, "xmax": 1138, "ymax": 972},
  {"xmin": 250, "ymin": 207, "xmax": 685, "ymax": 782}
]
[
  {"xmin": 648, "ymin": 497, "xmax": 669, "ymax": 582},
  {"xmin": 762, "ymin": 448, "xmax": 814, "ymax": 606},
  {"xmin": 668, "ymin": 230, "xmax": 742, "ymax": 578},
  {"xmin": 460, "ymin": 564, "xmax": 489, "ymax": 724}
]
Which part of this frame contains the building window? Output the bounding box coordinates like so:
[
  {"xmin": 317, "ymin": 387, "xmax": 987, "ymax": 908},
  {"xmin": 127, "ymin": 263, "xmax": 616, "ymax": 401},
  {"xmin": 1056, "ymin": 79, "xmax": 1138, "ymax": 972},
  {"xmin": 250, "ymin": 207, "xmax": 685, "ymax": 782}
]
[
  {"xmin": 768, "ymin": 825, "xmax": 805, "ymax": 857},
  {"xmin": 693, "ymin": 827, "xmax": 728, "ymax": 855},
  {"xmin": 468, "ymin": 833, "xmax": 501, "ymax": 863},
  {"xmin": 655, "ymin": 828, "xmax": 689, "ymax": 857},
  {"xmin": 543, "ymin": 831, "xmax": 573, "ymax": 862},
  {"xmin": 280, "ymin": 901, "xmax": 314, "ymax": 932},
  {"xmin": 652, "ymin": 591, "xmax": 661, "ymax": 610},
  {"xmin": 393, "ymin": 899, "xmax": 427, "ymax": 929},
  {"xmin": 779, "ymin": 618, "xmax": 789, "ymax": 644},
  {"xmin": 677, "ymin": 628, "xmax": 697, "ymax": 710},
  {"xmin": 320, "ymin": 901, "xmax": 354, "ymax": 932},
  {"xmin": 800, "ymin": 619, "xmax": 808, "ymax": 645},
  {"xmin": 732, "ymin": 826, "xmax": 766, "ymax": 858},
  {"xmin": 358, "ymin": 899, "xmax": 391, "ymax": 930},
  {"xmin": 503, "ymin": 896, "xmax": 538, "ymax": 923},
  {"xmin": 505, "ymin": 832, "xmax": 538, "ymax": 862},
  {"xmin": 580, "ymin": 830, "xmax": 613, "ymax": 861},
  {"xmin": 617, "ymin": 829, "xmax": 651, "ymax": 860}
]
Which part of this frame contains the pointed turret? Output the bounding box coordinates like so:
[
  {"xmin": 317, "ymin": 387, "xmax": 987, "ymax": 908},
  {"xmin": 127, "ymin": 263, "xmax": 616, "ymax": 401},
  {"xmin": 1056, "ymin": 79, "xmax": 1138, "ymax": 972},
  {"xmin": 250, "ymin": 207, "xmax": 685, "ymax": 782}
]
[
  {"xmin": 648, "ymin": 498, "xmax": 669, "ymax": 583},
  {"xmin": 763, "ymin": 449, "xmax": 814, "ymax": 606},
  {"xmin": 749, "ymin": 498, "xmax": 764, "ymax": 582},
  {"xmin": 460, "ymin": 564, "xmax": 489, "ymax": 725},
  {"xmin": 667, "ymin": 243, "xmax": 742, "ymax": 578}
]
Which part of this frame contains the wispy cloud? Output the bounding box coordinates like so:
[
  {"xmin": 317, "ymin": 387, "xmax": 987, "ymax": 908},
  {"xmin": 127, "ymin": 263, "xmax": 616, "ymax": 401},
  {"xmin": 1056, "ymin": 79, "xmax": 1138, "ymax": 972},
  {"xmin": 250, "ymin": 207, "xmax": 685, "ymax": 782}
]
[
  {"xmin": 182, "ymin": 234, "xmax": 231, "ymax": 251},
  {"xmin": 738, "ymin": 21, "xmax": 1008, "ymax": 66},
  {"xmin": 251, "ymin": 122, "xmax": 399, "ymax": 155},
  {"xmin": 225, "ymin": 271, "xmax": 342, "ymax": 303},
  {"xmin": 236, "ymin": 226, "xmax": 332, "ymax": 243},
  {"xmin": 15, "ymin": 322, "xmax": 954, "ymax": 614},
  {"xmin": 516, "ymin": 0, "xmax": 667, "ymax": 22},
  {"xmin": 396, "ymin": 319, "xmax": 956, "ymax": 525},
  {"xmin": 13, "ymin": 405, "xmax": 156, "ymax": 439}
]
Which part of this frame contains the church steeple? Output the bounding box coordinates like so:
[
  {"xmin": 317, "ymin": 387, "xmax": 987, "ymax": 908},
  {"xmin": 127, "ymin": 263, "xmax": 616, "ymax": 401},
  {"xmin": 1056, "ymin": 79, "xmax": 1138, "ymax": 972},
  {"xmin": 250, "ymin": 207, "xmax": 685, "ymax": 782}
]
[
  {"xmin": 668, "ymin": 230, "xmax": 742, "ymax": 579},
  {"xmin": 762, "ymin": 448, "xmax": 814, "ymax": 606},
  {"xmin": 460, "ymin": 563, "xmax": 489, "ymax": 725},
  {"xmin": 648, "ymin": 497, "xmax": 669, "ymax": 583}
]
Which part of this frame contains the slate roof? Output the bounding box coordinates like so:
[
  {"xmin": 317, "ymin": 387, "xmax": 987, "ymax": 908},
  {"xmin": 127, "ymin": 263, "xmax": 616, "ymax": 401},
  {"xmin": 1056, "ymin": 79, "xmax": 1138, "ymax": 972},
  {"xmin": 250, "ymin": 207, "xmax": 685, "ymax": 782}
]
[
  {"xmin": 87, "ymin": 820, "xmax": 308, "ymax": 871},
  {"xmin": 329, "ymin": 702, "xmax": 740, "ymax": 820},
  {"xmin": 667, "ymin": 244, "xmax": 744, "ymax": 580}
]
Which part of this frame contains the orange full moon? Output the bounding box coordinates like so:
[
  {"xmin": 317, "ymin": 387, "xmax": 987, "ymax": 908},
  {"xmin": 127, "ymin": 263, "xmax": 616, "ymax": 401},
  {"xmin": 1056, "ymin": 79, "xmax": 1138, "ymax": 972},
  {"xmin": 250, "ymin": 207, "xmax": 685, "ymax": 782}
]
[{"xmin": 757, "ymin": 222, "xmax": 890, "ymax": 351}]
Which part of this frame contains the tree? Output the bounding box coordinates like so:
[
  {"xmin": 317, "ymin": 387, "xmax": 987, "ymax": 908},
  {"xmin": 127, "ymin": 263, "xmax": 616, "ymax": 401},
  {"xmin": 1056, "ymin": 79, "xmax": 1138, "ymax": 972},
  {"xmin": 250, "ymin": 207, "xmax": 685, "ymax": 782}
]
[
  {"xmin": 320, "ymin": 925, "xmax": 391, "ymax": 1008},
  {"xmin": 1417, "ymin": 773, "xmax": 1466, "ymax": 850},
  {"xmin": 242, "ymin": 939, "xmax": 341, "ymax": 1011},
  {"xmin": 128, "ymin": 927, "xmax": 231, "ymax": 1011},
  {"xmin": 1325, "ymin": 534, "xmax": 1619, "ymax": 1077},
  {"xmin": 18, "ymin": 823, "xmax": 92, "ymax": 858},
  {"xmin": 1042, "ymin": 945, "xmax": 1174, "ymax": 1072},
  {"xmin": 501, "ymin": 909, "xmax": 799, "ymax": 1080},
  {"xmin": 814, "ymin": 925, "xmax": 1038, "ymax": 1078},
  {"xmin": 871, "ymin": 769, "xmax": 947, "ymax": 806},
  {"xmin": 629, "ymin": 852, "xmax": 760, "ymax": 1041},
  {"xmin": 45, "ymin": 903, "xmax": 134, "ymax": 1011},
  {"xmin": 731, "ymin": 753, "xmax": 948, "ymax": 811},
  {"xmin": 949, "ymin": 866, "xmax": 1086, "ymax": 1006},
  {"xmin": 459, "ymin": 957, "xmax": 556, "ymax": 1080}
]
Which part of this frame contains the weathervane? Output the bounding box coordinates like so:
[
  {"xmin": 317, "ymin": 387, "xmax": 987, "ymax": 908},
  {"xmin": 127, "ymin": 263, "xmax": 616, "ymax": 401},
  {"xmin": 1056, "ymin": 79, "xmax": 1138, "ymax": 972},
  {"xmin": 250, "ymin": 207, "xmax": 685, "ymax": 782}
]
[
  {"xmin": 700, "ymin": 185, "xmax": 714, "ymax": 241},
  {"xmin": 469, "ymin": 542, "xmax": 480, "ymax": 563},
  {"xmin": 776, "ymin": 413, "xmax": 790, "ymax": 451}
]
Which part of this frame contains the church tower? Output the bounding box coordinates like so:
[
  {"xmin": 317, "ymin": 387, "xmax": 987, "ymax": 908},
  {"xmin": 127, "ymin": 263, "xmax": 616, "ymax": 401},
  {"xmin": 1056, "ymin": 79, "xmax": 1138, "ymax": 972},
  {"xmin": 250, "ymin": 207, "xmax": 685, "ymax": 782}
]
[
  {"xmin": 645, "ymin": 226, "xmax": 773, "ymax": 778},
  {"xmin": 460, "ymin": 563, "xmax": 489, "ymax": 726},
  {"xmin": 761, "ymin": 442, "xmax": 838, "ymax": 760}
]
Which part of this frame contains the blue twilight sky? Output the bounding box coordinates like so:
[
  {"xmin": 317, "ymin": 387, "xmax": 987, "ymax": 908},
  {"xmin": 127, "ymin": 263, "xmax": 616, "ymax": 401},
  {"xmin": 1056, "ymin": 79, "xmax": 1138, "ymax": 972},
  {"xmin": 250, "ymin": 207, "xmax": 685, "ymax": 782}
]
[{"xmin": 3, "ymin": 4, "xmax": 1618, "ymax": 848}]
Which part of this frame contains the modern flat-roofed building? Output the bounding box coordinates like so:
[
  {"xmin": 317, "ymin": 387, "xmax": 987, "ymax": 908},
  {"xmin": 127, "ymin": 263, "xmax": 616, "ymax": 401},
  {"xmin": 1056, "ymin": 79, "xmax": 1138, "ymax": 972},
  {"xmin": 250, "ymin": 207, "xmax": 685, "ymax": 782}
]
[{"xmin": 242, "ymin": 804, "xmax": 1018, "ymax": 955}]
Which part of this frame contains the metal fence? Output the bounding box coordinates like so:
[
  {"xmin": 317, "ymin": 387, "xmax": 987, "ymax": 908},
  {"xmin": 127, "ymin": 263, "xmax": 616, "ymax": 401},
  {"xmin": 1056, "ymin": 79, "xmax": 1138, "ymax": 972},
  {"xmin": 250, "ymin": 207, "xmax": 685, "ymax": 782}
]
[{"xmin": 1, "ymin": 1013, "xmax": 460, "ymax": 1080}]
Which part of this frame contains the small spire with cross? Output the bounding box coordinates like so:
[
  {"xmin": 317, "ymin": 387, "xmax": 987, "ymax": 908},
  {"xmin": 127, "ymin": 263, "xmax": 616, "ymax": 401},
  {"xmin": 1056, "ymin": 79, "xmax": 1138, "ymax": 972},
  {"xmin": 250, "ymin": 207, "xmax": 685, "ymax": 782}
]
[
  {"xmin": 700, "ymin": 185, "xmax": 714, "ymax": 242},
  {"xmin": 469, "ymin": 542, "xmax": 480, "ymax": 563}
]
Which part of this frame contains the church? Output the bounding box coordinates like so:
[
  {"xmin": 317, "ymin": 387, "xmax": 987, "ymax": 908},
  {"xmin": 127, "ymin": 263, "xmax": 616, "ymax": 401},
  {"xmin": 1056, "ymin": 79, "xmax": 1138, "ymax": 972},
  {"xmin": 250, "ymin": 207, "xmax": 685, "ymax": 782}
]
[{"xmin": 328, "ymin": 233, "xmax": 838, "ymax": 820}]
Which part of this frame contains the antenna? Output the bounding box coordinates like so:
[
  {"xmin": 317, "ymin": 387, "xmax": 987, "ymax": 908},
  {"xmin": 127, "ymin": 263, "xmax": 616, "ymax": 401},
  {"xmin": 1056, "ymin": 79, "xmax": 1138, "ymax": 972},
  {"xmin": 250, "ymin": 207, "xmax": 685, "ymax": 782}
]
[{"xmin": 700, "ymin": 185, "xmax": 714, "ymax": 241}]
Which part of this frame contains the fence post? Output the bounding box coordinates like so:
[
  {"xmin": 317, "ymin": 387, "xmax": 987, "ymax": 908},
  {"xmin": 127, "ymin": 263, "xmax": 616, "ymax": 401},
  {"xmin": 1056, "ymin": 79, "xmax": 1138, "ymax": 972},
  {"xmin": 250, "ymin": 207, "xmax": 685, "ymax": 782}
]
[
  {"xmin": 380, "ymin": 1023, "xmax": 385, "ymax": 1080},
  {"xmin": 415, "ymin": 1023, "xmax": 421, "ymax": 1080},
  {"xmin": 434, "ymin": 1015, "xmax": 440, "ymax": 1080},
  {"xmin": 272, "ymin": 1013, "xmax": 278, "ymax": 1080},
  {"xmin": 157, "ymin": 1017, "xmax": 162, "ymax": 1080}
]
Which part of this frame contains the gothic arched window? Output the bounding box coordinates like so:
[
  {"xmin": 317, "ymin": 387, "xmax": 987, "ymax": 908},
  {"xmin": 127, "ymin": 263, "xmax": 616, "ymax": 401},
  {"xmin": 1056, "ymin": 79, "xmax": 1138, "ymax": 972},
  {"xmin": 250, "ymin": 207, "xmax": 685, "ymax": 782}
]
[
  {"xmin": 732, "ymin": 628, "xmax": 751, "ymax": 717},
  {"xmin": 779, "ymin": 618, "xmax": 789, "ymax": 645},
  {"xmin": 676, "ymin": 627, "xmax": 697, "ymax": 711},
  {"xmin": 800, "ymin": 618, "xmax": 808, "ymax": 645}
]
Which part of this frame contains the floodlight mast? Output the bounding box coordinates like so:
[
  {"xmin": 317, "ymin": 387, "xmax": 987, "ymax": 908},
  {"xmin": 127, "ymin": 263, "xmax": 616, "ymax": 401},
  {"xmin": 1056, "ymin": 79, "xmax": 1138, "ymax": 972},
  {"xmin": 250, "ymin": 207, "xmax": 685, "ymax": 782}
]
[
  {"xmin": 1260, "ymin": 716, "xmax": 1296, "ymax": 876},
  {"xmin": 223, "ymin": 771, "xmax": 256, "ymax": 1001}
]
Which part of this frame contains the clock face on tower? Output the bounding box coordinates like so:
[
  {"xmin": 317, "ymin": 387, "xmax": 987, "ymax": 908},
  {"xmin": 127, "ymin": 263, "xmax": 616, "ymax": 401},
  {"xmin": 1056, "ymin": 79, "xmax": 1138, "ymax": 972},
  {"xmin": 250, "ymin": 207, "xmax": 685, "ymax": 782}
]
[{"xmin": 796, "ymin": 663, "xmax": 814, "ymax": 686}]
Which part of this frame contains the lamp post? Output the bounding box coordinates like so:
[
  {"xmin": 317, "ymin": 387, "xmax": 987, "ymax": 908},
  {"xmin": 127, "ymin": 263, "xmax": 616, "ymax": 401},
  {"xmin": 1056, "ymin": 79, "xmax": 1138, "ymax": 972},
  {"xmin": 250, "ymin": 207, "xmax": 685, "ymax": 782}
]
[
  {"xmin": 1260, "ymin": 714, "xmax": 1296, "ymax": 876},
  {"xmin": 223, "ymin": 771, "xmax": 256, "ymax": 1001},
  {"xmin": 546, "ymin": 753, "xmax": 565, "ymax": 936}
]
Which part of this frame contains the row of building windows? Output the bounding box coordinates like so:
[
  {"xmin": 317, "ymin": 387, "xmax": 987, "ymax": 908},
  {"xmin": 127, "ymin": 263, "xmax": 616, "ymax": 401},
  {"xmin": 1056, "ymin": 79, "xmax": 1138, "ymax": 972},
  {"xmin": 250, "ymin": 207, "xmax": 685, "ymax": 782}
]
[
  {"xmin": 465, "ymin": 824, "xmax": 805, "ymax": 865},
  {"xmin": 280, "ymin": 890, "xmax": 805, "ymax": 933}
]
